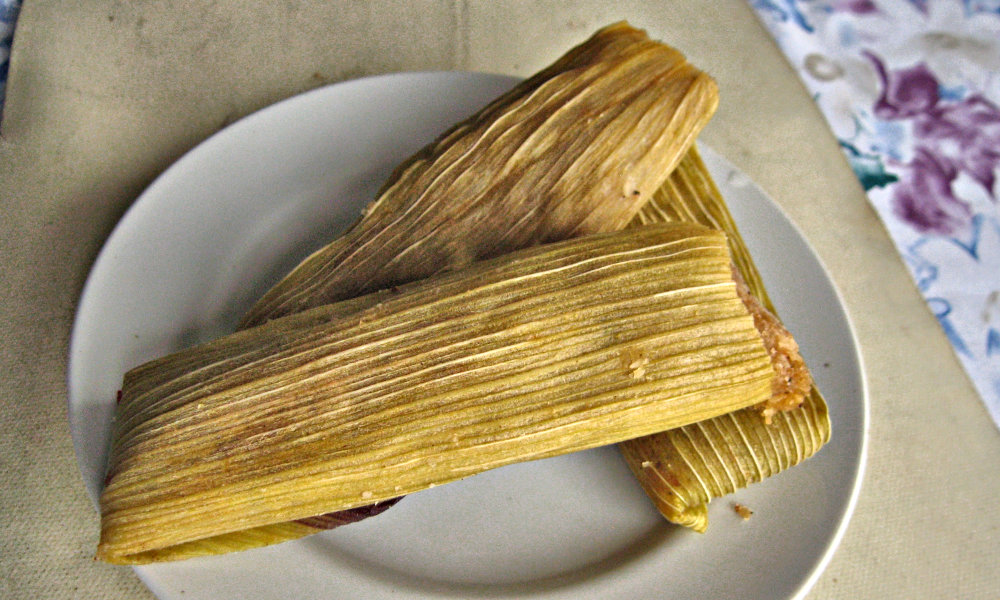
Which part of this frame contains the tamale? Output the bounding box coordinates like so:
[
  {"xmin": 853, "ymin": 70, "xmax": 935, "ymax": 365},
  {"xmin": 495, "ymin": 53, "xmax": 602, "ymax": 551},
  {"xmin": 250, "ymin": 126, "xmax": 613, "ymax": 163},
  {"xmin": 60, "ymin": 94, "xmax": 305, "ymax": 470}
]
[
  {"xmin": 97, "ymin": 224, "xmax": 775, "ymax": 564},
  {"xmin": 239, "ymin": 21, "xmax": 718, "ymax": 327},
  {"xmin": 621, "ymin": 145, "xmax": 832, "ymax": 532},
  {"xmin": 229, "ymin": 21, "xmax": 719, "ymax": 537}
]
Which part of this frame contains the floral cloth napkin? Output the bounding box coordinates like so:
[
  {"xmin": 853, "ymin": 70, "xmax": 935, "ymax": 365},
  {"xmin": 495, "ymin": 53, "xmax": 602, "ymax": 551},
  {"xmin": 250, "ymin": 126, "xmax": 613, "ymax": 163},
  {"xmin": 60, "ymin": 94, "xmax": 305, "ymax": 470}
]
[
  {"xmin": 751, "ymin": 0, "xmax": 1000, "ymax": 427},
  {"xmin": 0, "ymin": 0, "xmax": 19, "ymax": 111}
]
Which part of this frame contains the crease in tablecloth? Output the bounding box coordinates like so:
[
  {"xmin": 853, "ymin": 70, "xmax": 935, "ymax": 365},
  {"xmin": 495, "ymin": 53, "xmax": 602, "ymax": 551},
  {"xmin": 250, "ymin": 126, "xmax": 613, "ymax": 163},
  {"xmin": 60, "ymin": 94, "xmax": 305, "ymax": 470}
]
[{"xmin": 750, "ymin": 0, "xmax": 1000, "ymax": 428}]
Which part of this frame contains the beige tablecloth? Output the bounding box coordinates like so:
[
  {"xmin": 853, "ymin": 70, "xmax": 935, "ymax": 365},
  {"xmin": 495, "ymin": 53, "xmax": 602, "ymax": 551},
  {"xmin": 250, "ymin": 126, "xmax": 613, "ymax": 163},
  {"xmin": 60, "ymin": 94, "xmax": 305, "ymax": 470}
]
[{"xmin": 2, "ymin": 1, "xmax": 998, "ymax": 598}]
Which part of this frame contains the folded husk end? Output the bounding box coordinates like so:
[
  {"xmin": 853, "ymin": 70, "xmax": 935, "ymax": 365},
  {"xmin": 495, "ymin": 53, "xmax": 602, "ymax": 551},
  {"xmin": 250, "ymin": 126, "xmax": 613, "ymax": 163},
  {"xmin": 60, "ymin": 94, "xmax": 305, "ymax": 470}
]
[{"xmin": 621, "ymin": 145, "xmax": 832, "ymax": 530}]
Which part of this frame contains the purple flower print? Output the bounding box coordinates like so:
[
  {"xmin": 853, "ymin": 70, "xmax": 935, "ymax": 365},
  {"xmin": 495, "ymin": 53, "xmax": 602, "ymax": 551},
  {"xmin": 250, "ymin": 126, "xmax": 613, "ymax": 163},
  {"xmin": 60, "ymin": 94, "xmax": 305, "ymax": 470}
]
[
  {"xmin": 893, "ymin": 148, "xmax": 971, "ymax": 234},
  {"xmin": 867, "ymin": 52, "xmax": 1000, "ymax": 235},
  {"xmin": 916, "ymin": 95, "xmax": 1000, "ymax": 196},
  {"xmin": 832, "ymin": 0, "xmax": 879, "ymax": 15},
  {"xmin": 867, "ymin": 54, "xmax": 939, "ymax": 120}
]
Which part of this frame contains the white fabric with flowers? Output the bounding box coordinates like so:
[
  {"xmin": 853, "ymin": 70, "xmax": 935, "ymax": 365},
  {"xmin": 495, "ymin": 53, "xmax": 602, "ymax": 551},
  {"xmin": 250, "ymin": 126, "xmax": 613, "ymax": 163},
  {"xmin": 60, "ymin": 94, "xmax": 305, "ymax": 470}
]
[{"xmin": 751, "ymin": 0, "xmax": 1000, "ymax": 427}]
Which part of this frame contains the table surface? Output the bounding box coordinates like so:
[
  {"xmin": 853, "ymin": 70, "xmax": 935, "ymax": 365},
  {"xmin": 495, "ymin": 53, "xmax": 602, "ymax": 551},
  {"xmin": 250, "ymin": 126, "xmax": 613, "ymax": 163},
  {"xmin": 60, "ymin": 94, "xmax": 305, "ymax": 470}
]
[{"xmin": 2, "ymin": 2, "xmax": 998, "ymax": 599}]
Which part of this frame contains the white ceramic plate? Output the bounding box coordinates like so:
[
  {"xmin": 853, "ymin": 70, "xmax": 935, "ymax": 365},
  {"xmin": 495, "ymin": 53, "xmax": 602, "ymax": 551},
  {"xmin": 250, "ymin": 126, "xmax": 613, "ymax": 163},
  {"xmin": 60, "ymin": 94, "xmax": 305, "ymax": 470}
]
[{"xmin": 68, "ymin": 72, "xmax": 867, "ymax": 600}]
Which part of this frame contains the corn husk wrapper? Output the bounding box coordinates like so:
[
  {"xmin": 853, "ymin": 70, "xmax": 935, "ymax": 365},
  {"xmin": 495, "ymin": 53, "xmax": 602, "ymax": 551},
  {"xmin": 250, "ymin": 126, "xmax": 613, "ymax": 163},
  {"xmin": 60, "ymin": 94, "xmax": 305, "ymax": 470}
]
[
  {"xmin": 240, "ymin": 21, "xmax": 718, "ymax": 327},
  {"xmin": 97, "ymin": 224, "xmax": 775, "ymax": 564},
  {"xmin": 621, "ymin": 145, "xmax": 832, "ymax": 531},
  {"xmin": 96, "ymin": 21, "xmax": 722, "ymax": 563},
  {"xmin": 235, "ymin": 20, "xmax": 717, "ymax": 542}
]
